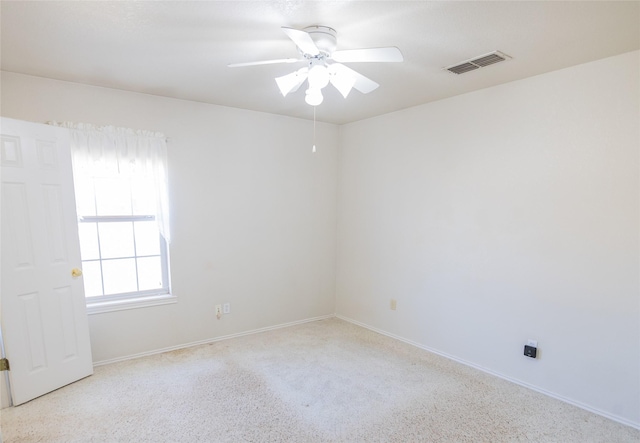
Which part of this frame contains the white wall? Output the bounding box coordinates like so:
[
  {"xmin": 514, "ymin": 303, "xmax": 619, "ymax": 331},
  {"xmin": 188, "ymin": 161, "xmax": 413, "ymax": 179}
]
[
  {"xmin": 1, "ymin": 72, "xmax": 339, "ymax": 363},
  {"xmin": 336, "ymin": 51, "xmax": 639, "ymax": 426}
]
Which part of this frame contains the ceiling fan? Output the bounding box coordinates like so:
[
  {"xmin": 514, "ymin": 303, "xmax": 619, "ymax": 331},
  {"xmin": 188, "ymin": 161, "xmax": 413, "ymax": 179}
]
[{"xmin": 228, "ymin": 26, "xmax": 403, "ymax": 106}]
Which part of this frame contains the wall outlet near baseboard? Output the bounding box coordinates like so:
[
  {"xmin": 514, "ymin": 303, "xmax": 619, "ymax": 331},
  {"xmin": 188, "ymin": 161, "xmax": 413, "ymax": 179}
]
[
  {"xmin": 223, "ymin": 303, "xmax": 230, "ymax": 314},
  {"xmin": 524, "ymin": 345, "xmax": 537, "ymax": 358},
  {"xmin": 215, "ymin": 304, "xmax": 222, "ymax": 319},
  {"xmin": 524, "ymin": 339, "xmax": 538, "ymax": 358},
  {"xmin": 390, "ymin": 299, "xmax": 397, "ymax": 310}
]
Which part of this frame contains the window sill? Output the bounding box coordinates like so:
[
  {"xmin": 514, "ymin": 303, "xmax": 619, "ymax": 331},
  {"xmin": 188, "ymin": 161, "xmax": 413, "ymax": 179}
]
[{"xmin": 86, "ymin": 293, "xmax": 177, "ymax": 315}]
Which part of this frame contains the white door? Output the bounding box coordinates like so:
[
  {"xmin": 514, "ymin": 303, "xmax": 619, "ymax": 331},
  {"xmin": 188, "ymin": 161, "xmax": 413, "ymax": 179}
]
[{"xmin": 1, "ymin": 117, "xmax": 93, "ymax": 405}]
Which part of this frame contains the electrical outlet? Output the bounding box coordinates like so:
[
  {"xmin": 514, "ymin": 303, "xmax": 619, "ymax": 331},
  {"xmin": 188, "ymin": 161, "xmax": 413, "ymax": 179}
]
[
  {"xmin": 524, "ymin": 345, "xmax": 537, "ymax": 358},
  {"xmin": 223, "ymin": 303, "xmax": 230, "ymax": 314},
  {"xmin": 524, "ymin": 339, "xmax": 538, "ymax": 359},
  {"xmin": 390, "ymin": 299, "xmax": 397, "ymax": 310},
  {"xmin": 215, "ymin": 304, "xmax": 222, "ymax": 320}
]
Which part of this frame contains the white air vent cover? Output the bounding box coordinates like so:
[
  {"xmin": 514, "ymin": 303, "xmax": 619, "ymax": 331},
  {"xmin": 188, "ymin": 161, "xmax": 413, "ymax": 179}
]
[{"xmin": 444, "ymin": 51, "xmax": 511, "ymax": 75}]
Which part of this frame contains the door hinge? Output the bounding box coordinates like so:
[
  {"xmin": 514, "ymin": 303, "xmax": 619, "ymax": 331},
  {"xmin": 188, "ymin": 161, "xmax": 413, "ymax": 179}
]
[{"xmin": 0, "ymin": 358, "xmax": 9, "ymax": 371}]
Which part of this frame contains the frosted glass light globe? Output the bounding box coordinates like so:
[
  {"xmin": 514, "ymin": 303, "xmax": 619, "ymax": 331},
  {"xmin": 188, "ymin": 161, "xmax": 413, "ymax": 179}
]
[
  {"xmin": 308, "ymin": 64, "xmax": 330, "ymax": 89},
  {"xmin": 305, "ymin": 88, "xmax": 324, "ymax": 106}
]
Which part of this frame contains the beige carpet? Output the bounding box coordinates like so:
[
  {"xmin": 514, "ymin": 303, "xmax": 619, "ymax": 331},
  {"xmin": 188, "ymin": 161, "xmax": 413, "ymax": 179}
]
[{"xmin": 1, "ymin": 318, "xmax": 638, "ymax": 442}]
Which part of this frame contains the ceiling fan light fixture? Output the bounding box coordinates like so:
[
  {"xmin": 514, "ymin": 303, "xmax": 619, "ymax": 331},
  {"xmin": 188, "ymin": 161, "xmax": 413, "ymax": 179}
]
[
  {"xmin": 275, "ymin": 68, "xmax": 308, "ymax": 96},
  {"xmin": 308, "ymin": 63, "xmax": 330, "ymax": 89},
  {"xmin": 328, "ymin": 64, "xmax": 356, "ymax": 98},
  {"xmin": 305, "ymin": 87, "xmax": 323, "ymax": 106}
]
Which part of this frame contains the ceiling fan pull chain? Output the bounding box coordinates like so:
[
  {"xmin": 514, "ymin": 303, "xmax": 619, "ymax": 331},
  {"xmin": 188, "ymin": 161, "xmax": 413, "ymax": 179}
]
[{"xmin": 312, "ymin": 107, "xmax": 317, "ymax": 153}]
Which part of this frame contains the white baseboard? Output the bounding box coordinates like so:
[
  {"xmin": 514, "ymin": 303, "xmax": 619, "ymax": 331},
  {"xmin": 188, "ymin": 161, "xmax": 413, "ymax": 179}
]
[
  {"xmin": 336, "ymin": 314, "xmax": 640, "ymax": 431},
  {"xmin": 93, "ymin": 314, "xmax": 336, "ymax": 367}
]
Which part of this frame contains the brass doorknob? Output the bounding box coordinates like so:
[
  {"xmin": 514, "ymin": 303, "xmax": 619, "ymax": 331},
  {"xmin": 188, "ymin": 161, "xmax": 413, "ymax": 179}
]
[{"xmin": 71, "ymin": 268, "xmax": 83, "ymax": 278}]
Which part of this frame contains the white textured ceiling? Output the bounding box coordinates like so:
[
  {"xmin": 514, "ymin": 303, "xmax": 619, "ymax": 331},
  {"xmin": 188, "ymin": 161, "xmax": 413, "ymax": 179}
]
[{"xmin": 1, "ymin": 1, "xmax": 638, "ymax": 124}]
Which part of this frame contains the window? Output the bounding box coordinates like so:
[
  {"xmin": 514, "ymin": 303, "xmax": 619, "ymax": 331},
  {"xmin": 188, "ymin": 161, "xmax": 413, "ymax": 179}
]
[
  {"xmin": 55, "ymin": 122, "xmax": 173, "ymax": 313},
  {"xmin": 76, "ymin": 177, "xmax": 169, "ymax": 300}
]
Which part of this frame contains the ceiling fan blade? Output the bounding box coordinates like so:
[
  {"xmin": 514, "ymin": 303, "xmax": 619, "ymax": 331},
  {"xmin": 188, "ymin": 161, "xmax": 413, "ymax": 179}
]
[
  {"xmin": 332, "ymin": 47, "xmax": 403, "ymax": 63},
  {"xmin": 275, "ymin": 68, "xmax": 309, "ymax": 96},
  {"xmin": 282, "ymin": 27, "xmax": 320, "ymax": 56},
  {"xmin": 330, "ymin": 63, "xmax": 379, "ymax": 94},
  {"xmin": 228, "ymin": 58, "xmax": 302, "ymax": 68}
]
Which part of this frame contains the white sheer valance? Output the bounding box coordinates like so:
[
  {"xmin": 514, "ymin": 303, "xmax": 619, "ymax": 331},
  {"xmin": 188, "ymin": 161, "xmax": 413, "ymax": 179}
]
[{"xmin": 49, "ymin": 121, "xmax": 171, "ymax": 243}]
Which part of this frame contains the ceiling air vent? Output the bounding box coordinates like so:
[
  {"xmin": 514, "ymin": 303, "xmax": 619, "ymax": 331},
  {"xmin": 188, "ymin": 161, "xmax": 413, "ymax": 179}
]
[{"xmin": 444, "ymin": 51, "xmax": 511, "ymax": 75}]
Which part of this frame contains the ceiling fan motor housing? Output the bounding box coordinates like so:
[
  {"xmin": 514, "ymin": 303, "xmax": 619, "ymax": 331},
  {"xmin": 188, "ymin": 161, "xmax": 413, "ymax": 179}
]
[{"xmin": 304, "ymin": 25, "xmax": 337, "ymax": 56}]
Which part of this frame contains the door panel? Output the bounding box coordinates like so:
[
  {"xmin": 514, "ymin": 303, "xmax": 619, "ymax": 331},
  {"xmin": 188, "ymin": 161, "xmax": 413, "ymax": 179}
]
[{"xmin": 1, "ymin": 117, "xmax": 93, "ymax": 405}]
